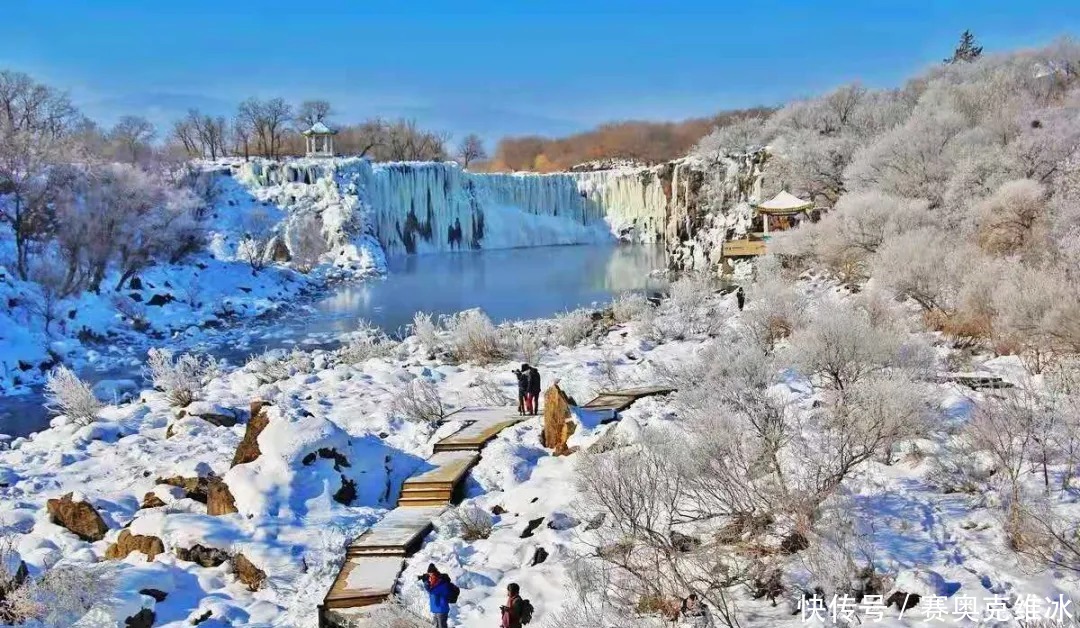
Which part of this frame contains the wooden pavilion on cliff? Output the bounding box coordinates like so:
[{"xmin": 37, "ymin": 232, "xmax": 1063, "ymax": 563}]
[{"xmin": 721, "ymin": 190, "xmax": 814, "ymax": 258}]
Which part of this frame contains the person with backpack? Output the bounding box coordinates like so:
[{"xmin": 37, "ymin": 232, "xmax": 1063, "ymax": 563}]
[
  {"xmin": 523, "ymin": 365, "xmax": 542, "ymax": 416},
  {"xmin": 419, "ymin": 563, "xmax": 458, "ymax": 628},
  {"xmin": 680, "ymin": 593, "xmax": 713, "ymax": 627},
  {"xmin": 501, "ymin": 582, "xmax": 533, "ymax": 627},
  {"xmin": 514, "ymin": 366, "xmax": 529, "ymax": 416}
]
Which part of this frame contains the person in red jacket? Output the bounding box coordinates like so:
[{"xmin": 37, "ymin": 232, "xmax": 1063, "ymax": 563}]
[{"xmin": 501, "ymin": 583, "xmax": 526, "ymax": 628}]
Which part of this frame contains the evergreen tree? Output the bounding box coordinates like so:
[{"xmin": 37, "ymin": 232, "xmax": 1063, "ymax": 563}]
[{"xmin": 945, "ymin": 30, "xmax": 984, "ymax": 64}]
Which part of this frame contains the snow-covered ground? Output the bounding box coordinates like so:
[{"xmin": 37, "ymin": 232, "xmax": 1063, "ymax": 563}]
[{"xmin": 2, "ymin": 275, "xmax": 1077, "ymax": 627}]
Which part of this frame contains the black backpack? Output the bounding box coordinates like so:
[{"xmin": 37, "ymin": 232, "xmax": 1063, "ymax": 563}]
[
  {"xmin": 520, "ymin": 599, "xmax": 534, "ymax": 624},
  {"xmin": 447, "ymin": 581, "xmax": 461, "ymax": 604}
]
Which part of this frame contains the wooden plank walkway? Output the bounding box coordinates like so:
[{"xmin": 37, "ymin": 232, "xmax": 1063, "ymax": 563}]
[
  {"xmin": 937, "ymin": 373, "xmax": 1013, "ymax": 391},
  {"xmin": 319, "ymin": 407, "xmax": 518, "ymax": 627},
  {"xmin": 582, "ymin": 385, "xmax": 676, "ymax": 412},
  {"xmin": 433, "ymin": 409, "xmax": 525, "ymax": 452}
]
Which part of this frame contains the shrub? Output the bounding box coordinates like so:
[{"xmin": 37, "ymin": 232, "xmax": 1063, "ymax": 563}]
[
  {"xmin": 144, "ymin": 348, "xmax": 220, "ymax": 407},
  {"xmin": 3, "ymin": 562, "xmax": 117, "ymax": 626},
  {"xmin": 470, "ymin": 374, "xmax": 513, "ymax": 407},
  {"xmin": 553, "ymin": 308, "xmax": 594, "ymax": 347},
  {"xmin": 442, "ymin": 309, "xmax": 506, "ymax": 364},
  {"xmin": 336, "ymin": 320, "xmax": 397, "ymax": 364},
  {"xmin": 245, "ymin": 347, "xmax": 315, "ymax": 384},
  {"xmin": 366, "ymin": 596, "xmax": 430, "ymax": 628},
  {"xmin": 390, "ymin": 377, "xmax": 447, "ymax": 425},
  {"xmin": 503, "ymin": 324, "xmax": 543, "ymax": 365},
  {"xmin": 43, "ymin": 366, "xmax": 103, "ymax": 425},
  {"xmin": 449, "ymin": 505, "xmax": 494, "ymax": 541},
  {"xmin": 412, "ymin": 311, "xmax": 439, "ymax": 356},
  {"xmin": 611, "ymin": 291, "xmax": 652, "ymax": 324}
]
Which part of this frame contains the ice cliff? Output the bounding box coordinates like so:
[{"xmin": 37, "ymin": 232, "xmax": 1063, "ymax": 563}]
[{"xmin": 237, "ymin": 153, "xmax": 765, "ymax": 270}]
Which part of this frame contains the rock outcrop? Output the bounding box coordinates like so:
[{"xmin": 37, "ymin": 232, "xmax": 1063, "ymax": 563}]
[
  {"xmin": 105, "ymin": 530, "xmax": 165, "ymax": 561},
  {"xmin": 231, "ymin": 553, "xmax": 267, "ymax": 591},
  {"xmin": 206, "ymin": 477, "xmax": 238, "ymax": 515},
  {"xmin": 541, "ymin": 384, "xmax": 578, "ymax": 455},
  {"xmin": 174, "ymin": 544, "xmax": 230, "ymax": 568},
  {"xmin": 46, "ymin": 493, "xmax": 108, "ymax": 542},
  {"xmin": 231, "ymin": 400, "xmax": 270, "ymax": 467}
]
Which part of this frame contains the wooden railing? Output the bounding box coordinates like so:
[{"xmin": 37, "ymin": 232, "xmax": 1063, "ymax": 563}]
[{"xmin": 721, "ymin": 238, "xmax": 767, "ymax": 257}]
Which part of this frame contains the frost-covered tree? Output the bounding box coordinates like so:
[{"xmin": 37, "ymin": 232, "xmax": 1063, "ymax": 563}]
[
  {"xmin": 945, "ymin": 30, "xmax": 984, "ymax": 64},
  {"xmin": 237, "ymin": 97, "xmax": 292, "ymax": 159},
  {"xmin": 975, "ymin": 178, "xmax": 1048, "ymax": 257},
  {"xmin": 144, "ymin": 348, "xmax": 220, "ymax": 407}
]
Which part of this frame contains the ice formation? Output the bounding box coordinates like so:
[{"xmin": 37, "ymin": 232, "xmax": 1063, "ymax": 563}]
[{"xmin": 237, "ymin": 154, "xmax": 765, "ymax": 268}]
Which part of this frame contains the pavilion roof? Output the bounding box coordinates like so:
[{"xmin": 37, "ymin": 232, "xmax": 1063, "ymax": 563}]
[
  {"xmin": 302, "ymin": 121, "xmax": 337, "ymax": 136},
  {"xmin": 754, "ymin": 190, "xmax": 813, "ymax": 214}
]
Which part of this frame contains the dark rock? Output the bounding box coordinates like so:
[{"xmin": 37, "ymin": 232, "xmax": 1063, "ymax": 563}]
[
  {"xmin": 670, "ymin": 531, "xmax": 701, "ymax": 552},
  {"xmin": 174, "ymin": 544, "xmax": 230, "ymax": 568},
  {"xmin": 193, "ymin": 610, "xmax": 212, "ymax": 624},
  {"xmin": 584, "ymin": 513, "xmax": 606, "ymax": 531},
  {"xmin": 232, "ymin": 553, "xmax": 267, "ymax": 591},
  {"xmin": 139, "ymin": 588, "xmax": 168, "ymax": 602},
  {"xmin": 521, "ymin": 517, "xmax": 544, "ymax": 539},
  {"xmin": 124, "ymin": 608, "xmax": 155, "ymax": 628},
  {"xmin": 46, "ymin": 493, "xmax": 109, "ymax": 542},
  {"xmin": 231, "ymin": 401, "xmax": 271, "ymax": 467},
  {"xmin": 886, "ymin": 591, "xmax": 921, "ymax": 611},
  {"xmin": 146, "ymin": 293, "xmax": 174, "ymax": 307},
  {"xmin": 129, "ymin": 277, "xmax": 142, "ymax": 290},
  {"xmin": 333, "ymin": 476, "xmax": 356, "ymax": 505},
  {"xmin": 491, "ymin": 505, "xmax": 507, "ymax": 516},
  {"xmin": 780, "ymin": 531, "xmax": 809, "ymax": 555},
  {"xmin": 106, "ymin": 530, "xmax": 165, "ymax": 561},
  {"xmin": 530, "ymin": 547, "xmax": 549, "ymax": 566}
]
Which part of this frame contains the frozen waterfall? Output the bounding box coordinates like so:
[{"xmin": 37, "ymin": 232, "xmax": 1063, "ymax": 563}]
[{"xmin": 237, "ymin": 155, "xmax": 759, "ymax": 269}]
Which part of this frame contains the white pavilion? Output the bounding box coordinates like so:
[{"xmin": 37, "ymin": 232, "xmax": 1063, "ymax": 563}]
[{"xmin": 302, "ymin": 122, "xmax": 337, "ymax": 158}]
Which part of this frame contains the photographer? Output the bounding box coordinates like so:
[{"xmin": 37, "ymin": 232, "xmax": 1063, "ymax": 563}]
[
  {"xmin": 418, "ymin": 563, "xmax": 452, "ymax": 628},
  {"xmin": 514, "ymin": 367, "xmax": 529, "ymax": 416}
]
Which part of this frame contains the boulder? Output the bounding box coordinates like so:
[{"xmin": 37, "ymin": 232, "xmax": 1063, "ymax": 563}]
[
  {"xmin": 146, "ymin": 293, "xmax": 174, "ymax": 307},
  {"xmin": 174, "ymin": 544, "xmax": 230, "ymax": 568},
  {"xmin": 139, "ymin": 589, "xmax": 168, "ymax": 602},
  {"xmin": 333, "ymin": 477, "xmax": 356, "ymax": 505},
  {"xmin": 530, "ymin": 547, "xmax": 549, "ymax": 566},
  {"xmin": 91, "ymin": 379, "xmax": 139, "ymax": 404},
  {"xmin": 546, "ymin": 512, "xmax": 580, "ymax": 531},
  {"xmin": 46, "ymin": 492, "xmax": 109, "ymax": 542},
  {"xmin": 231, "ymin": 553, "xmax": 267, "ymax": 591},
  {"xmin": 183, "ymin": 402, "xmax": 242, "ymax": 428},
  {"xmin": 156, "ymin": 476, "xmax": 210, "ymax": 503},
  {"xmin": 541, "ymin": 384, "xmax": 578, "ymax": 455},
  {"xmin": 124, "ymin": 608, "xmax": 155, "ymax": 628},
  {"xmin": 206, "ymin": 477, "xmax": 238, "ymax": 516},
  {"xmin": 105, "ymin": 530, "xmax": 165, "ymax": 562},
  {"xmin": 231, "ymin": 401, "xmax": 271, "ymax": 467},
  {"xmin": 141, "ymin": 492, "xmax": 166, "ymax": 509},
  {"xmin": 520, "ymin": 517, "xmax": 545, "ymax": 539}
]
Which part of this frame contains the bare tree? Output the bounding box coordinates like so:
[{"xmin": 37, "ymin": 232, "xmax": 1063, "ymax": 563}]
[
  {"xmin": 455, "ymin": 133, "xmax": 487, "ymax": 168},
  {"xmin": 296, "ymin": 99, "xmax": 332, "ymax": 128},
  {"xmin": 237, "ymin": 97, "xmax": 292, "ymax": 159},
  {"xmin": 384, "ymin": 118, "xmax": 447, "ymax": 161},
  {"xmin": 232, "ymin": 114, "xmax": 253, "ymax": 160},
  {"xmin": 109, "ymin": 115, "xmax": 156, "ymax": 163}
]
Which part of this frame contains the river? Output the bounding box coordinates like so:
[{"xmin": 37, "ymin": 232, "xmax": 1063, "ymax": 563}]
[{"xmin": 0, "ymin": 243, "xmax": 667, "ymax": 438}]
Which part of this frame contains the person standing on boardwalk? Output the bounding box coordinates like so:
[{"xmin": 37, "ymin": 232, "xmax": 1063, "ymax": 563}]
[
  {"xmin": 514, "ymin": 366, "xmax": 530, "ymax": 416},
  {"xmin": 524, "ymin": 364, "xmax": 542, "ymax": 415},
  {"xmin": 420, "ymin": 563, "xmax": 452, "ymax": 628}
]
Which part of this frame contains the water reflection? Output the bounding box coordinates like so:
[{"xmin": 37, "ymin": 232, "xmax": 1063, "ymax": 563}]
[{"xmin": 0, "ymin": 243, "xmax": 667, "ymax": 437}]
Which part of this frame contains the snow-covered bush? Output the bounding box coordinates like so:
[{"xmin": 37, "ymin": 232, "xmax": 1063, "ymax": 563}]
[
  {"xmin": 502, "ymin": 324, "xmax": 542, "ymax": 365},
  {"xmin": 788, "ymin": 302, "xmax": 934, "ymax": 393},
  {"xmin": 611, "ymin": 291, "xmax": 652, "ymax": 324},
  {"xmin": 390, "ymin": 377, "xmax": 447, "ymax": 425},
  {"xmin": 3, "ymin": 562, "xmax": 117, "ymax": 626},
  {"xmin": 336, "ymin": 320, "xmax": 398, "ymax": 365},
  {"xmin": 469, "ymin": 374, "xmax": 513, "ymax": 407},
  {"xmin": 288, "ymin": 211, "xmax": 328, "ymax": 272},
  {"xmin": 144, "ymin": 348, "xmax": 220, "ymax": 407},
  {"xmin": 553, "ymin": 308, "xmax": 594, "ymax": 347},
  {"xmin": 412, "ymin": 311, "xmax": 439, "ymax": 356},
  {"xmin": 43, "ymin": 365, "xmax": 104, "ymax": 425},
  {"xmin": 740, "ymin": 263, "xmax": 807, "ymax": 352},
  {"xmin": 441, "ymin": 309, "xmax": 506, "ymax": 364},
  {"xmin": 245, "ymin": 347, "xmax": 315, "ymax": 384},
  {"xmin": 975, "ymin": 178, "xmax": 1048, "ymax": 257},
  {"xmin": 447, "ymin": 504, "xmax": 494, "ymax": 541},
  {"xmin": 649, "ymin": 272, "xmax": 723, "ymax": 340}
]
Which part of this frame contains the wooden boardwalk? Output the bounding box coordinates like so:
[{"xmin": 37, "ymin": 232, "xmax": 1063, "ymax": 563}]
[
  {"xmin": 319, "ymin": 407, "xmax": 519, "ymax": 627},
  {"xmin": 582, "ymin": 385, "xmax": 676, "ymax": 412}
]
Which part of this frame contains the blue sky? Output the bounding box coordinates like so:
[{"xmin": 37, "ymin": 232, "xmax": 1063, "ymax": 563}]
[{"xmin": 2, "ymin": 0, "xmax": 1079, "ymax": 142}]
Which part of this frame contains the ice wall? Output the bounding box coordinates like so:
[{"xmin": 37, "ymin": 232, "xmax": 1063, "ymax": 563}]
[{"xmin": 236, "ymin": 154, "xmax": 763, "ymax": 270}]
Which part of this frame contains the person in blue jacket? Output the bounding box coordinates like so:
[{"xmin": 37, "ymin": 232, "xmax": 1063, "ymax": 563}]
[{"xmin": 419, "ymin": 563, "xmax": 452, "ymax": 628}]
